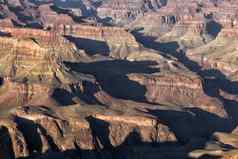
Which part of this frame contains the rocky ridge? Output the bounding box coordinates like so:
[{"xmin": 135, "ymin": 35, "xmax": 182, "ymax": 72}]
[{"xmin": 0, "ymin": 0, "xmax": 238, "ymax": 159}]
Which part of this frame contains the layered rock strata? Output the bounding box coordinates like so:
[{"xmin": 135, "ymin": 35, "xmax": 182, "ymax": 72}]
[{"xmin": 0, "ymin": 105, "xmax": 178, "ymax": 158}]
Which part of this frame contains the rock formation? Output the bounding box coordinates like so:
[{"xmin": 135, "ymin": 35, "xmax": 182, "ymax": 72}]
[
  {"xmin": 0, "ymin": 105, "xmax": 178, "ymax": 158},
  {"xmin": 0, "ymin": 0, "xmax": 238, "ymax": 159},
  {"xmin": 97, "ymin": 0, "xmax": 165, "ymax": 25}
]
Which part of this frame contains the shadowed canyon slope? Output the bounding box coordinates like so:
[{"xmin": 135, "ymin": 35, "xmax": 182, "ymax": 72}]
[{"xmin": 1, "ymin": 0, "xmax": 238, "ymax": 159}]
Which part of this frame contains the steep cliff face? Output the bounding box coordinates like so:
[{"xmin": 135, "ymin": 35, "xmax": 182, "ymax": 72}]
[
  {"xmin": 0, "ymin": 105, "xmax": 178, "ymax": 159},
  {"xmin": 128, "ymin": 72, "xmax": 226, "ymax": 118},
  {"xmin": 53, "ymin": 0, "xmax": 98, "ymax": 17},
  {"xmin": 0, "ymin": 24, "xmax": 141, "ymax": 59},
  {"xmin": 38, "ymin": 4, "xmax": 74, "ymax": 27},
  {"xmin": 65, "ymin": 25, "xmax": 140, "ymax": 58},
  {"xmin": 0, "ymin": 0, "xmax": 238, "ymax": 158},
  {"xmin": 0, "ymin": 27, "xmax": 80, "ymax": 61},
  {"xmin": 0, "ymin": 118, "xmax": 29, "ymax": 158},
  {"xmin": 97, "ymin": 0, "xmax": 166, "ymax": 25},
  {"xmin": 186, "ymin": 36, "xmax": 238, "ymax": 80},
  {"xmin": 189, "ymin": 126, "xmax": 238, "ymax": 159},
  {"xmin": 0, "ymin": 27, "xmax": 94, "ymax": 108},
  {"xmin": 0, "ymin": 77, "xmax": 52, "ymax": 110},
  {"xmin": 64, "ymin": 49, "xmax": 228, "ymax": 119},
  {"xmin": 0, "ymin": 0, "xmax": 98, "ymax": 28},
  {"xmin": 0, "ymin": 0, "xmax": 42, "ymax": 27},
  {"xmin": 130, "ymin": 0, "xmax": 238, "ymax": 39},
  {"xmin": 0, "ymin": 29, "xmax": 82, "ymax": 83},
  {"xmin": 129, "ymin": 0, "xmax": 238, "ymax": 80}
]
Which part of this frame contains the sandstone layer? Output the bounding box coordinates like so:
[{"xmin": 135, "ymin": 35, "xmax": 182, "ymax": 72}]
[{"xmin": 0, "ymin": 0, "xmax": 238, "ymax": 159}]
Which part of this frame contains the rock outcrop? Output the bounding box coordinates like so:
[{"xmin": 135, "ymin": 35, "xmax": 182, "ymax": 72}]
[
  {"xmin": 129, "ymin": 0, "xmax": 238, "ymax": 80},
  {"xmin": 0, "ymin": 28, "xmax": 80, "ymax": 83},
  {"xmin": 128, "ymin": 72, "xmax": 226, "ymax": 118},
  {"xmin": 0, "ymin": 27, "xmax": 93, "ymax": 108},
  {"xmin": 189, "ymin": 127, "xmax": 238, "ymax": 159},
  {"xmin": 97, "ymin": 0, "xmax": 165, "ymax": 25},
  {"xmin": 0, "ymin": 118, "xmax": 29, "ymax": 158},
  {"xmin": 64, "ymin": 24, "xmax": 140, "ymax": 58},
  {"xmin": 0, "ymin": 1, "xmax": 238, "ymax": 159},
  {"xmin": 0, "ymin": 105, "xmax": 178, "ymax": 158}
]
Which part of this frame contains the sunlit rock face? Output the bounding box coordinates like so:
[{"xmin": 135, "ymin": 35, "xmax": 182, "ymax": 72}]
[
  {"xmin": 97, "ymin": 0, "xmax": 166, "ymax": 25},
  {"xmin": 0, "ymin": 105, "xmax": 178, "ymax": 158},
  {"xmin": 53, "ymin": 0, "xmax": 97, "ymax": 17},
  {"xmin": 64, "ymin": 25, "xmax": 141, "ymax": 58},
  {"xmin": 127, "ymin": 0, "xmax": 238, "ymax": 81},
  {"xmin": 0, "ymin": 0, "xmax": 43, "ymax": 27},
  {"xmin": 0, "ymin": 0, "xmax": 98, "ymax": 28},
  {"xmin": 0, "ymin": 28, "xmax": 80, "ymax": 83},
  {"xmin": 128, "ymin": 72, "xmax": 227, "ymax": 118},
  {"xmin": 1, "ymin": 0, "xmax": 238, "ymax": 159}
]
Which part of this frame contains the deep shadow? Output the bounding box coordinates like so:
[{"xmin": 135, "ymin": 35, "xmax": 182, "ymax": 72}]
[
  {"xmin": 51, "ymin": 88, "xmax": 76, "ymax": 106},
  {"xmin": 85, "ymin": 116, "xmax": 188, "ymax": 159},
  {"xmin": 14, "ymin": 116, "xmax": 60, "ymax": 154},
  {"xmin": 145, "ymin": 108, "xmax": 232, "ymax": 144},
  {"xmin": 53, "ymin": 0, "xmax": 96, "ymax": 17},
  {"xmin": 49, "ymin": 4, "xmax": 96, "ymax": 23},
  {"xmin": 0, "ymin": 77, "xmax": 4, "ymax": 85},
  {"xmin": 13, "ymin": 117, "xmax": 43, "ymax": 154},
  {"xmin": 65, "ymin": 36, "xmax": 110, "ymax": 56},
  {"xmin": 15, "ymin": 12, "xmax": 34, "ymax": 23},
  {"xmin": 87, "ymin": 116, "xmax": 144, "ymax": 149},
  {"xmin": 7, "ymin": 6, "xmax": 24, "ymax": 13},
  {"xmin": 7, "ymin": 5, "xmax": 40, "ymax": 28},
  {"xmin": 25, "ymin": 22, "xmax": 43, "ymax": 29},
  {"xmin": 64, "ymin": 60, "xmax": 159, "ymax": 102},
  {"xmin": 0, "ymin": 31, "xmax": 11, "ymax": 37},
  {"xmin": 198, "ymin": 155, "xmax": 220, "ymax": 159},
  {"xmin": 160, "ymin": 0, "xmax": 168, "ymax": 6},
  {"xmin": 99, "ymin": 17, "xmax": 114, "ymax": 26},
  {"xmin": 0, "ymin": 126, "xmax": 15, "ymax": 159},
  {"xmin": 74, "ymin": 80, "xmax": 103, "ymax": 105},
  {"xmin": 86, "ymin": 116, "xmax": 113, "ymax": 151},
  {"xmin": 132, "ymin": 30, "xmax": 238, "ymax": 127},
  {"xmin": 50, "ymin": 5, "xmax": 69, "ymax": 14},
  {"xmin": 0, "ymin": 13, "xmax": 6, "ymax": 19},
  {"xmin": 20, "ymin": 116, "xmax": 189, "ymax": 159},
  {"xmin": 20, "ymin": 149, "xmax": 81, "ymax": 159},
  {"xmin": 205, "ymin": 20, "xmax": 222, "ymax": 38}
]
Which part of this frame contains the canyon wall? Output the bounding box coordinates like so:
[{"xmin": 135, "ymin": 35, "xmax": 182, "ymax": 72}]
[
  {"xmin": 0, "ymin": 25, "xmax": 140, "ymax": 58},
  {"xmin": 128, "ymin": 72, "xmax": 227, "ymax": 118},
  {"xmin": 0, "ymin": 105, "xmax": 177, "ymax": 158}
]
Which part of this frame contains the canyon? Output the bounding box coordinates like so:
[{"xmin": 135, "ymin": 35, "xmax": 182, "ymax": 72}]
[{"xmin": 0, "ymin": 0, "xmax": 238, "ymax": 159}]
